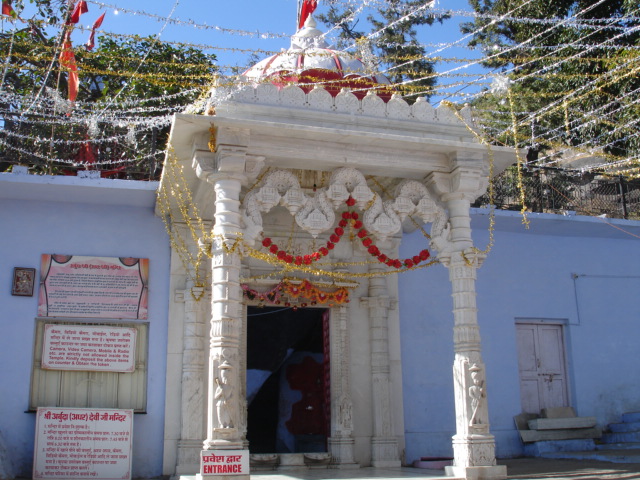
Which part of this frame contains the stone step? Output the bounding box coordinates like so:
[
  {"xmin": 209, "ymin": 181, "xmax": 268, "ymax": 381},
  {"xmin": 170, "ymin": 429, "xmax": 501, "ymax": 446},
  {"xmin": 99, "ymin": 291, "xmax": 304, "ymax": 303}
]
[
  {"xmin": 601, "ymin": 431, "xmax": 640, "ymax": 444},
  {"xmin": 541, "ymin": 448, "xmax": 640, "ymax": 463},
  {"xmin": 608, "ymin": 421, "xmax": 640, "ymax": 433},
  {"xmin": 523, "ymin": 439, "xmax": 595, "ymax": 456},
  {"xmin": 520, "ymin": 428, "xmax": 601, "ymax": 443},
  {"xmin": 622, "ymin": 412, "xmax": 640, "ymax": 424},
  {"xmin": 597, "ymin": 442, "xmax": 640, "ymax": 451},
  {"xmin": 528, "ymin": 417, "xmax": 597, "ymax": 430}
]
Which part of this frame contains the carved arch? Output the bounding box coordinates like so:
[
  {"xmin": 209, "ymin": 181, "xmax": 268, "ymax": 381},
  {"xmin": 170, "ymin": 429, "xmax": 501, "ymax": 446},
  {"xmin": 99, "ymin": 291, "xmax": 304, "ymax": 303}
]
[{"xmin": 393, "ymin": 180, "xmax": 451, "ymax": 255}]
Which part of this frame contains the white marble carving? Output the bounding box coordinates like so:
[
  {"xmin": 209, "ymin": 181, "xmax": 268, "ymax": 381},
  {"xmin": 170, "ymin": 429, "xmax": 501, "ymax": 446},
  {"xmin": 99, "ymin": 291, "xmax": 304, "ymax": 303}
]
[
  {"xmin": 295, "ymin": 192, "xmax": 336, "ymax": 238},
  {"xmin": 282, "ymin": 84, "xmax": 306, "ymax": 107},
  {"xmin": 307, "ymin": 85, "xmax": 334, "ymax": 112},
  {"xmin": 411, "ymin": 97, "xmax": 436, "ymax": 122},
  {"xmin": 225, "ymin": 83, "xmax": 470, "ymax": 125},
  {"xmin": 436, "ymin": 103, "xmax": 459, "ymax": 124},
  {"xmin": 326, "ymin": 167, "xmax": 374, "ymax": 209},
  {"xmin": 362, "ymin": 196, "xmax": 402, "ymax": 240},
  {"xmin": 334, "ymin": 88, "xmax": 360, "ymax": 113},
  {"xmin": 255, "ymin": 83, "xmax": 280, "ymax": 105},
  {"xmin": 361, "ymin": 90, "xmax": 386, "ymax": 117},
  {"xmin": 392, "ymin": 180, "xmax": 451, "ymax": 254},
  {"xmin": 386, "ymin": 94, "xmax": 410, "ymax": 119}
]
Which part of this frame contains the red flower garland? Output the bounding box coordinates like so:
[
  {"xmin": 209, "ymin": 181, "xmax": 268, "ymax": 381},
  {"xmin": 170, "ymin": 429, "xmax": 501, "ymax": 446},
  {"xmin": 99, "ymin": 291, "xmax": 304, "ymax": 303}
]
[
  {"xmin": 242, "ymin": 279, "xmax": 350, "ymax": 307},
  {"xmin": 261, "ymin": 196, "xmax": 431, "ymax": 269}
]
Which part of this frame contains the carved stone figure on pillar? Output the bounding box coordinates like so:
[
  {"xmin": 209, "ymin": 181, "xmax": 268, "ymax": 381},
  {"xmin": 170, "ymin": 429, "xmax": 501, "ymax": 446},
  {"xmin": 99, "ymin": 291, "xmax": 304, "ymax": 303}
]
[
  {"xmin": 468, "ymin": 363, "xmax": 486, "ymax": 429},
  {"xmin": 215, "ymin": 361, "xmax": 234, "ymax": 430}
]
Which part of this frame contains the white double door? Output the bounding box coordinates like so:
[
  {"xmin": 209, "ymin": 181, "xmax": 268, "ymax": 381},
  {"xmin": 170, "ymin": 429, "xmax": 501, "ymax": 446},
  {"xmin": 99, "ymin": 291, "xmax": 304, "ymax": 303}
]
[{"xmin": 516, "ymin": 323, "xmax": 569, "ymax": 414}]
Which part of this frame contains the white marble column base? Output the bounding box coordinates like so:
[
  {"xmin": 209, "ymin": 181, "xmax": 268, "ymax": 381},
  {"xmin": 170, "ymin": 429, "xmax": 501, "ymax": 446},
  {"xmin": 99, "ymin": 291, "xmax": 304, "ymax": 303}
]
[{"xmin": 445, "ymin": 465, "xmax": 507, "ymax": 480}]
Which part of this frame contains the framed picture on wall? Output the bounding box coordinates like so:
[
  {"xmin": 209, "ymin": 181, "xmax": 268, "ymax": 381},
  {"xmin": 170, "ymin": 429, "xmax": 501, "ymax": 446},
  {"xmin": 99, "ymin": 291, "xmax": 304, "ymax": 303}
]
[{"xmin": 12, "ymin": 267, "xmax": 36, "ymax": 296}]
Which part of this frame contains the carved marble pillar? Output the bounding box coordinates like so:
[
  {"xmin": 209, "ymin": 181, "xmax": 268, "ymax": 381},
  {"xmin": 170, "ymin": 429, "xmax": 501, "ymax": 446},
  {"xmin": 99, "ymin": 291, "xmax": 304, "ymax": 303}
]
[
  {"xmin": 204, "ymin": 174, "xmax": 246, "ymax": 450},
  {"xmin": 429, "ymin": 167, "xmax": 507, "ymax": 480},
  {"xmin": 328, "ymin": 306, "xmax": 358, "ymax": 468},
  {"xmin": 176, "ymin": 281, "xmax": 207, "ymax": 474},
  {"xmin": 193, "ymin": 143, "xmax": 250, "ymax": 465},
  {"xmin": 361, "ymin": 265, "xmax": 401, "ymax": 468}
]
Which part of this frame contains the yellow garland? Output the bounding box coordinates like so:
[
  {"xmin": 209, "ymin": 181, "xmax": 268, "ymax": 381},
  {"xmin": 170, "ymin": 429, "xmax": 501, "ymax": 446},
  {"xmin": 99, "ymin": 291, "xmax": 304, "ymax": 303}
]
[{"xmin": 507, "ymin": 88, "xmax": 531, "ymax": 228}]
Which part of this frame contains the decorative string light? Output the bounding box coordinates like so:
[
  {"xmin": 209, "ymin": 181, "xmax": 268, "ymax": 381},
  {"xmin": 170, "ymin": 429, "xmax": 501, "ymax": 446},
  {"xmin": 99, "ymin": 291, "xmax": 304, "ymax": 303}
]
[{"xmin": 0, "ymin": 0, "xmax": 638, "ymax": 180}]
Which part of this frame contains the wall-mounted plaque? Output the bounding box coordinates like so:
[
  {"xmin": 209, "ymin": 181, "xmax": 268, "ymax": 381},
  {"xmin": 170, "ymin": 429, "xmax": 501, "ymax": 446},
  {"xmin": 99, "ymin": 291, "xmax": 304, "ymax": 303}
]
[
  {"xmin": 38, "ymin": 255, "xmax": 148, "ymax": 319},
  {"xmin": 33, "ymin": 407, "xmax": 133, "ymax": 480},
  {"xmin": 12, "ymin": 267, "xmax": 36, "ymax": 296},
  {"xmin": 42, "ymin": 324, "xmax": 137, "ymax": 373}
]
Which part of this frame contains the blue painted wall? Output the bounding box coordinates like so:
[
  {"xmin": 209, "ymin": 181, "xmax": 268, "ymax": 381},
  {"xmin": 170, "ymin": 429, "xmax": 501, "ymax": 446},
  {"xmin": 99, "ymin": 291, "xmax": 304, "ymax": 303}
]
[
  {"xmin": 0, "ymin": 173, "xmax": 170, "ymax": 478},
  {"xmin": 399, "ymin": 209, "xmax": 640, "ymax": 462}
]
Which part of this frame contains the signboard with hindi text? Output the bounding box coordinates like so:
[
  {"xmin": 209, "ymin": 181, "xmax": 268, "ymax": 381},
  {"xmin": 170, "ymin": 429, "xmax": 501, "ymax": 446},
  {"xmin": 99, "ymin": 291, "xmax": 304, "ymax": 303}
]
[
  {"xmin": 201, "ymin": 450, "xmax": 249, "ymax": 476},
  {"xmin": 33, "ymin": 407, "xmax": 133, "ymax": 480},
  {"xmin": 42, "ymin": 324, "xmax": 137, "ymax": 373},
  {"xmin": 38, "ymin": 255, "xmax": 149, "ymax": 319}
]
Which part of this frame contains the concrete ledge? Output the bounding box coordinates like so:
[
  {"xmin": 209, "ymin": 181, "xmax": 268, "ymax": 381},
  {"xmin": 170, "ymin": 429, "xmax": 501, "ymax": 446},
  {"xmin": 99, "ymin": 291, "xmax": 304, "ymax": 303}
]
[
  {"xmin": 445, "ymin": 465, "xmax": 507, "ymax": 479},
  {"xmin": 528, "ymin": 417, "xmax": 597, "ymax": 430},
  {"xmin": 524, "ymin": 439, "xmax": 596, "ymax": 456},
  {"xmin": 520, "ymin": 427, "xmax": 601, "ymax": 443}
]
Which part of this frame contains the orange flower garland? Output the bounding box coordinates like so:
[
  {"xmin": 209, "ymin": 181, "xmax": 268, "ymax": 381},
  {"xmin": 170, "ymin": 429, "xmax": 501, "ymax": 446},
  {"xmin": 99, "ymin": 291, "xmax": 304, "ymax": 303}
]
[
  {"xmin": 260, "ymin": 196, "xmax": 431, "ymax": 269},
  {"xmin": 242, "ymin": 279, "xmax": 350, "ymax": 308}
]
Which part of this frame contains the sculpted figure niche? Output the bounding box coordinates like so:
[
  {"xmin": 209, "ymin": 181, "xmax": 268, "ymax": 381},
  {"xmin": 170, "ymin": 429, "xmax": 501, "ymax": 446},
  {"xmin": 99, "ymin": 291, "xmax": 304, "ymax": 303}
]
[{"xmin": 215, "ymin": 361, "xmax": 234, "ymax": 429}]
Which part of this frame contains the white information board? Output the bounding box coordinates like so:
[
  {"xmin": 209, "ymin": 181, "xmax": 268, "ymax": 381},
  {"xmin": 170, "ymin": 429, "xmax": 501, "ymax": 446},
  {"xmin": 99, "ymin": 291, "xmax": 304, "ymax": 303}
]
[
  {"xmin": 42, "ymin": 324, "xmax": 137, "ymax": 373},
  {"xmin": 33, "ymin": 408, "xmax": 133, "ymax": 480}
]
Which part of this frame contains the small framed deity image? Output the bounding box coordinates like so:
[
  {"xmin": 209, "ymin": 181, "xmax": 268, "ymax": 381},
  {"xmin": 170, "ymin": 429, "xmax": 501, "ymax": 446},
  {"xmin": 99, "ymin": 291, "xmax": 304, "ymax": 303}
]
[{"xmin": 12, "ymin": 267, "xmax": 36, "ymax": 296}]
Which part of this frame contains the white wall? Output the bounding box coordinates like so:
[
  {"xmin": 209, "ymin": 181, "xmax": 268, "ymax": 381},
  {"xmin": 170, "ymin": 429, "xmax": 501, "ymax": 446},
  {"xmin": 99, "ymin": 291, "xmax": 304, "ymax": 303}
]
[
  {"xmin": 399, "ymin": 209, "xmax": 640, "ymax": 462},
  {"xmin": 0, "ymin": 172, "xmax": 170, "ymax": 478}
]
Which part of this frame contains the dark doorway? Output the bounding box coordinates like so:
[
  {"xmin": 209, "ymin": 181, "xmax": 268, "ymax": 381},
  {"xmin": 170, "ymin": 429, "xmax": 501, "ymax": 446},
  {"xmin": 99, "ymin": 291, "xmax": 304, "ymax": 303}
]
[{"xmin": 246, "ymin": 306, "xmax": 329, "ymax": 454}]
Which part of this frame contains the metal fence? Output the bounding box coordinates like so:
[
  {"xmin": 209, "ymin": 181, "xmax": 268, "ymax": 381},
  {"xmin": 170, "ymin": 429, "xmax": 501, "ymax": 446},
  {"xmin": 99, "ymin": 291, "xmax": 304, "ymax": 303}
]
[{"xmin": 473, "ymin": 167, "xmax": 640, "ymax": 220}]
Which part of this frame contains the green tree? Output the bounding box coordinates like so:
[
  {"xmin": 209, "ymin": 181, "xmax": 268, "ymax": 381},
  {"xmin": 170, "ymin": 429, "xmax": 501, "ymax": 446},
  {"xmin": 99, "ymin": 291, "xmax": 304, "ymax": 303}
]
[
  {"xmin": 318, "ymin": 1, "xmax": 448, "ymax": 100},
  {"xmin": 0, "ymin": 0, "xmax": 217, "ymax": 178},
  {"xmin": 461, "ymin": 0, "xmax": 640, "ymax": 171}
]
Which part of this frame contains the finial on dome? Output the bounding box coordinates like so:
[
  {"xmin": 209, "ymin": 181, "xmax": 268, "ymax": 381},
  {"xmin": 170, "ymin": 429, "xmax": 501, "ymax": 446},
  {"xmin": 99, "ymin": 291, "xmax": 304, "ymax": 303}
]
[
  {"xmin": 298, "ymin": 0, "xmax": 318, "ymax": 30},
  {"xmin": 304, "ymin": 15, "xmax": 317, "ymax": 29},
  {"xmin": 291, "ymin": 10, "xmax": 327, "ymax": 50}
]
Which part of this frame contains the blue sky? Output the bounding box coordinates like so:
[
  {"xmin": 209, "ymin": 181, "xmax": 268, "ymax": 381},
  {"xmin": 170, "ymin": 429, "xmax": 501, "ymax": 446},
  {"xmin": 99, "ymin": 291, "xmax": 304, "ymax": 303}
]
[{"xmin": 11, "ymin": 0, "xmax": 490, "ymax": 103}]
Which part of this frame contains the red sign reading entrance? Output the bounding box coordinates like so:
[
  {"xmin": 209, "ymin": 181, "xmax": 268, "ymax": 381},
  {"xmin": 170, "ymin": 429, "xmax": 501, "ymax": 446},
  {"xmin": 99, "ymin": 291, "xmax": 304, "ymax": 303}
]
[{"xmin": 201, "ymin": 450, "xmax": 249, "ymax": 476}]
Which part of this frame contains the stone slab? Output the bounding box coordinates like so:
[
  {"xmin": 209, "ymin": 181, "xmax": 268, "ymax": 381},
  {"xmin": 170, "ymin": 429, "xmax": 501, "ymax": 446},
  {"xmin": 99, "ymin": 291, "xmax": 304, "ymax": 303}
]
[
  {"xmin": 622, "ymin": 412, "xmax": 640, "ymax": 423},
  {"xmin": 519, "ymin": 427, "xmax": 602, "ymax": 443},
  {"xmin": 602, "ymin": 431, "xmax": 640, "ymax": 444},
  {"xmin": 523, "ymin": 439, "xmax": 596, "ymax": 456},
  {"xmin": 445, "ymin": 465, "xmax": 507, "ymax": 479},
  {"xmin": 528, "ymin": 416, "xmax": 597, "ymax": 430},
  {"xmin": 541, "ymin": 407, "xmax": 576, "ymax": 418},
  {"xmin": 514, "ymin": 413, "xmax": 538, "ymax": 431},
  {"xmin": 608, "ymin": 421, "xmax": 640, "ymax": 433}
]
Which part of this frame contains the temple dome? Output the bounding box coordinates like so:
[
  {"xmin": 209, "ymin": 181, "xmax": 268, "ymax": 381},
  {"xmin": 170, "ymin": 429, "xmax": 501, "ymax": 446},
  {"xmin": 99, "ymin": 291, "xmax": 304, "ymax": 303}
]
[{"xmin": 241, "ymin": 17, "xmax": 392, "ymax": 101}]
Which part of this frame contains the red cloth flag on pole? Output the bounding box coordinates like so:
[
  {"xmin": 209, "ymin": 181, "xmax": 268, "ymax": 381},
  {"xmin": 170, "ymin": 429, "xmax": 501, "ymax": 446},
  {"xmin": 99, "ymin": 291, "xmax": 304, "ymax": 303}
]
[
  {"xmin": 298, "ymin": 0, "xmax": 317, "ymax": 29},
  {"xmin": 1, "ymin": 0, "xmax": 17, "ymax": 18},
  {"xmin": 86, "ymin": 12, "xmax": 106, "ymax": 51},
  {"xmin": 59, "ymin": 32, "xmax": 79, "ymax": 103},
  {"xmin": 67, "ymin": 0, "xmax": 88, "ymax": 24}
]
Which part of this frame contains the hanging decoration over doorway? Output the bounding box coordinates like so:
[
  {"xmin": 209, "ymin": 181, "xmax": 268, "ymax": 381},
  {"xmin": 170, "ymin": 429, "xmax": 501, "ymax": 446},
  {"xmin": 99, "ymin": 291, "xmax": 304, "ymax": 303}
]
[{"xmin": 242, "ymin": 279, "xmax": 350, "ymax": 308}]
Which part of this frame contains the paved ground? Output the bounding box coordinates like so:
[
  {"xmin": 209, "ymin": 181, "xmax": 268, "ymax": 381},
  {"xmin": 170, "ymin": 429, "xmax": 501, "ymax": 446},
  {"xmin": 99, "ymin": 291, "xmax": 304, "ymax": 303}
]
[
  {"xmin": 500, "ymin": 457, "xmax": 640, "ymax": 479},
  {"xmin": 241, "ymin": 457, "xmax": 640, "ymax": 480}
]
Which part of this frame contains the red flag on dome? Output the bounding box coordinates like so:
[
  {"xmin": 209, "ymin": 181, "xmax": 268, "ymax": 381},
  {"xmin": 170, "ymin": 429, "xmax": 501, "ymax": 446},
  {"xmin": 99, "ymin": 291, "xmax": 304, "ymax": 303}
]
[
  {"xmin": 59, "ymin": 32, "xmax": 79, "ymax": 104},
  {"xmin": 67, "ymin": 0, "xmax": 88, "ymax": 24},
  {"xmin": 298, "ymin": 0, "xmax": 317, "ymax": 29},
  {"xmin": 86, "ymin": 12, "xmax": 106, "ymax": 50},
  {"xmin": 2, "ymin": 0, "xmax": 17, "ymax": 18}
]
